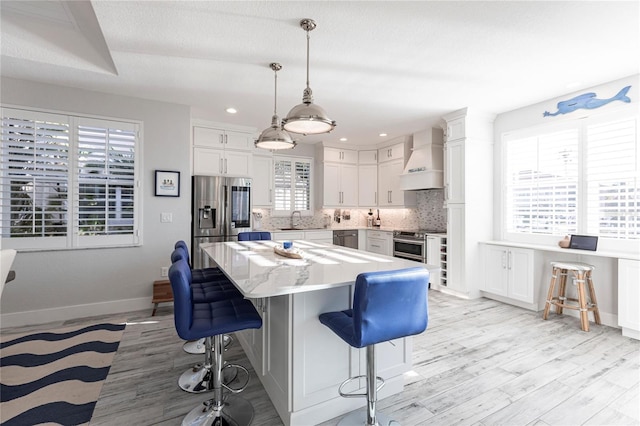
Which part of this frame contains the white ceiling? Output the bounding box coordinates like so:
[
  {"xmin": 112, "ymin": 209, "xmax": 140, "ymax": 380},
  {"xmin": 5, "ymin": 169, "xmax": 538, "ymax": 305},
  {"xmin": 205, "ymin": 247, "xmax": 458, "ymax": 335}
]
[{"xmin": 1, "ymin": 1, "xmax": 639, "ymax": 146}]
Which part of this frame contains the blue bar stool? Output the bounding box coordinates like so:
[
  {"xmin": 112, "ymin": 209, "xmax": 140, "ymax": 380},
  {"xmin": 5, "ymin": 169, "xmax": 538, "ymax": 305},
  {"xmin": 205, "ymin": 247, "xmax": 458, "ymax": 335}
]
[
  {"xmin": 319, "ymin": 267, "xmax": 429, "ymax": 426},
  {"xmin": 172, "ymin": 243, "xmax": 234, "ymax": 355},
  {"xmin": 171, "ymin": 247, "xmax": 242, "ymax": 393},
  {"xmin": 238, "ymin": 231, "xmax": 271, "ymax": 241},
  {"xmin": 170, "ymin": 259, "xmax": 262, "ymax": 426}
]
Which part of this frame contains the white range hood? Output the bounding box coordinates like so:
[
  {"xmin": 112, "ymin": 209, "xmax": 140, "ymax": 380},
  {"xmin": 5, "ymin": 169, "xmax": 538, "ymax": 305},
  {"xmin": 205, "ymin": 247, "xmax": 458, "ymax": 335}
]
[{"xmin": 399, "ymin": 128, "xmax": 444, "ymax": 191}]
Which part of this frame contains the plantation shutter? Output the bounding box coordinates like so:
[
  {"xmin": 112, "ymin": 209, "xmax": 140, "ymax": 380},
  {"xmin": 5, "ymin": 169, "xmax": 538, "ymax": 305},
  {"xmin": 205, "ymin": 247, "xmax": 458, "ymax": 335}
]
[
  {"xmin": 75, "ymin": 118, "xmax": 139, "ymax": 247},
  {"xmin": 272, "ymin": 157, "xmax": 312, "ymax": 214},
  {"xmin": 505, "ymin": 127, "xmax": 579, "ymax": 235},
  {"xmin": 0, "ymin": 109, "xmax": 70, "ymax": 248},
  {"xmin": 585, "ymin": 117, "xmax": 639, "ymax": 239}
]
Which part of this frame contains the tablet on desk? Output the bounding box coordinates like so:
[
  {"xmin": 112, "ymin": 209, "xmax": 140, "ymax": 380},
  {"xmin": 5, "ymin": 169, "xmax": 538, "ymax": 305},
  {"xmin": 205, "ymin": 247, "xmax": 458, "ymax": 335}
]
[{"xmin": 569, "ymin": 235, "xmax": 598, "ymax": 251}]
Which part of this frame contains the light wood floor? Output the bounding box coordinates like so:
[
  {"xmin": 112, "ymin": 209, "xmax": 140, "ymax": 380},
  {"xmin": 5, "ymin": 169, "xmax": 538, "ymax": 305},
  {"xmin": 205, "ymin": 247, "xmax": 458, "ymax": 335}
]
[{"xmin": 2, "ymin": 291, "xmax": 638, "ymax": 425}]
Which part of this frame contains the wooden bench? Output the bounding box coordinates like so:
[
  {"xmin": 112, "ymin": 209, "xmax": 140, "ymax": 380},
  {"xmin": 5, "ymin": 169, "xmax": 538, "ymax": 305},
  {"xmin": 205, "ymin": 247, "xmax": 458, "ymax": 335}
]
[{"xmin": 152, "ymin": 280, "xmax": 173, "ymax": 316}]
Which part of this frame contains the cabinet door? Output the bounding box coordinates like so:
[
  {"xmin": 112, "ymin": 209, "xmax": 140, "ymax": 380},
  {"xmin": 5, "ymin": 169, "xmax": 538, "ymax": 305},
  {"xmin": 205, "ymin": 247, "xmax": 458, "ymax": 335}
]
[
  {"xmin": 384, "ymin": 158, "xmax": 405, "ymax": 206},
  {"xmin": 341, "ymin": 164, "xmax": 358, "ymax": 206},
  {"xmin": 483, "ymin": 245, "xmax": 508, "ymax": 296},
  {"xmin": 358, "ymin": 164, "xmax": 378, "ymax": 206},
  {"xmin": 253, "ymin": 156, "xmax": 273, "ymax": 207},
  {"xmin": 193, "ymin": 147, "xmax": 223, "ymax": 175},
  {"xmin": 377, "ymin": 161, "xmax": 393, "ymax": 206},
  {"xmin": 446, "ymin": 117, "xmax": 466, "ymax": 142},
  {"xmin": 618, "ymin": 259, "xmax": 640, "ymax": 334},
  {"xmin": 445, "ymin": 140, "xmax": 464, "ymax": 203},
  {"xmin": 193, "ymin": 126, "xmax": 225, "ymax": 148},
  {"xmin": 323, "ymin": 163, "xmax": 341, "ymax": 206},
  {"xmin": 224, "ymin": 130, "xmax": 253, "ymax": 150},
  {"xmin": 358, "ymin": 150, "xmax": 378, "ymax": 164},
  {"xmin": 506, "ymin": 248, "xmax": 534, "ymax": 302},
  {"xmin": 224, "ymin": 150, "xmax": 252, "ymax": 177},
  {"xmin": 324, "ymin": 147, "xmax": 357, "ymax": 163}
]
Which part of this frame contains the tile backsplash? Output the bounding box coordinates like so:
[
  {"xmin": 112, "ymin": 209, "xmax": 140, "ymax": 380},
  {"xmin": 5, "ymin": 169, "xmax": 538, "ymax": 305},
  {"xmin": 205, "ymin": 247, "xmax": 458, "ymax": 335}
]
[{"xmin": 254, "ymin": 189, "xmax": 447, "ymax": 232}]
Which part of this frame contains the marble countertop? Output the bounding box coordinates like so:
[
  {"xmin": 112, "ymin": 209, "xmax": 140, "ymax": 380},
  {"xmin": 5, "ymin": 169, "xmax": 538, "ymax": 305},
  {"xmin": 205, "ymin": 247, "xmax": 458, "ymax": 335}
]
[{"xmin": 201, "ymin": 241, "xmax": 439, "ymax": 298}]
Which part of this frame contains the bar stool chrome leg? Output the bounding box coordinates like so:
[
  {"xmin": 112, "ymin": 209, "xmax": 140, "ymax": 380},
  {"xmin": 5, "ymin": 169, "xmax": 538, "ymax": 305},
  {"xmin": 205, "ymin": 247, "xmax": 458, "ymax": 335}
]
[
  {"xmin": 179, "ymin": 335, "xmax": 237, "ymax": 393},
  {"xmin": 183, "ymin": 335, "xmax": 254, "ymax": 426}
]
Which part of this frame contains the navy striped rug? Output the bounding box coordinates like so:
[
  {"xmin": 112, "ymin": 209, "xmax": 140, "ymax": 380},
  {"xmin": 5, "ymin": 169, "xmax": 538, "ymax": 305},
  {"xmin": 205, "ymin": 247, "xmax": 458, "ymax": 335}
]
[{"xmin": 0, "ymin": 322, "xmax": 125, "ymax": 425}]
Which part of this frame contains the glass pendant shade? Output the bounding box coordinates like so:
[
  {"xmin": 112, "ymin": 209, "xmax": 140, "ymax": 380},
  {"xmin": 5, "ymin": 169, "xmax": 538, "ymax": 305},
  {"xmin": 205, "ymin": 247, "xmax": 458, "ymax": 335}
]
[
  {"xmin": 255, "ymin": 62, "xmax": 296, "ymax": 150},
  {"xmin": 283, "ymin": 18, "xmax": 336, "ymax": 135}
]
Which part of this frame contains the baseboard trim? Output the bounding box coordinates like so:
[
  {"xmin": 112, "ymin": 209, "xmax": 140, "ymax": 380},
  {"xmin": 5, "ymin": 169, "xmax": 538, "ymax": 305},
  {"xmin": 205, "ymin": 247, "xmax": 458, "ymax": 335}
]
[{"xmin": 0, "ymin": 297, "xmax": 163, "ymax": 328}]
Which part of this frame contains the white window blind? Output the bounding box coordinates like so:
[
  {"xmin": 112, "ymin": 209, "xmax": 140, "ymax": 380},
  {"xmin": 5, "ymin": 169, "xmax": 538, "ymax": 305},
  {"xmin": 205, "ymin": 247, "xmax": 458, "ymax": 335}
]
[
  {"xmin": 504, "ymin": 114, "xmax": 639, "ymax": 243},
  {"xmin": 585, "ymin": 118, "xmax": 639, "ymax": 239},
  {"xmin": 505, "ymin": 128, "xmax": 579, "ymax": 235},
  {"xmin": 1, "ymin": 107, "xmax": 140, "ymax": 249},
  {"xmin": 1, "ymin": 111, "xmax": 70, "ymax": 245},
  {"xmin": 75, "ymin": 118, "xmax": 137, "ymax": 247},
  {"xmin": 273, "ymin": 156, "xmax": 312, "ymax": 214}
]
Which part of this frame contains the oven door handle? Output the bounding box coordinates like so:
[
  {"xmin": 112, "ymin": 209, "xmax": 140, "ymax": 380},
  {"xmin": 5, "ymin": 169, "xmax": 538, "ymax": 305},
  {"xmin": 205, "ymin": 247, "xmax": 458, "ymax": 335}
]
[
  {"xmin": 393, "ymin": 251, "xmax": 425, "ymax": 262},
  {"xmin": 393, "ymin": 237, "xmax": 425, "ymax": 245}
]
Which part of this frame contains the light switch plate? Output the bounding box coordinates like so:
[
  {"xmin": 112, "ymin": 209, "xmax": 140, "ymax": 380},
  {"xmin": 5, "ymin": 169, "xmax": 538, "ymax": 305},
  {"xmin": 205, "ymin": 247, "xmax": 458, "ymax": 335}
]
[{"xmin": 161, "ymin": 212, "xmax": 172, "ymax": 223}]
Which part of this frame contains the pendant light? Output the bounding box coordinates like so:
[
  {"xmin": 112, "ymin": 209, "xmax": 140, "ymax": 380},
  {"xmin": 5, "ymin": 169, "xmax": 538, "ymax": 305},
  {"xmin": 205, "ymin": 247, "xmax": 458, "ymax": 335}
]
[
  {"xmin": 282, "ymin": 18, "xmax": 336, "ymax": 135},
  {"xmin": 255, "ymin": 63, "xmax": 297, "ymax": 150}
]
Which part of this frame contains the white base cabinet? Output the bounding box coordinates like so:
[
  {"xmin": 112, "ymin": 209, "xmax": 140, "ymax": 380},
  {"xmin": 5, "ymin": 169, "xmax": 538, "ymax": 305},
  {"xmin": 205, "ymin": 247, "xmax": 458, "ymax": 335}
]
[
  {"xmin": 236, "ymin": 287, "xmax": 411, "ymax": 426},
  {"xmin": 618, "ymin": 259, "xmax": 640, "ymax": 339},
  {"xmin": 366, "ymin": 230, "xmax": 393, "ymax": 256},
  {"xmin": 481, "ymin": 243, "xmax": 541, "ymax": 309}
]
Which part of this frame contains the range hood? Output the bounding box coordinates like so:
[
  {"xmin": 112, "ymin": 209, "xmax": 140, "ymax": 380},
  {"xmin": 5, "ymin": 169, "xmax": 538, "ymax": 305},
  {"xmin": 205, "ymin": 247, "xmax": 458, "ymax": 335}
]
[{"xmin": 399, "ymin": 128, "xmax": 444, "ymax": 191}]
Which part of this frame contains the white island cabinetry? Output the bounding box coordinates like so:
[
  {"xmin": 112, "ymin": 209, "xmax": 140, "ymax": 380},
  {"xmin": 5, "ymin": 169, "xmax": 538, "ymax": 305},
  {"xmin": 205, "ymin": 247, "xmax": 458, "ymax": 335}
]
[
  {"xmin": 203, "ymin": 242, "xmax": 432, "ymax": 426},
  {"xmin": 618, "ymin": 259, "xmax": 640, "ymax": 339}
]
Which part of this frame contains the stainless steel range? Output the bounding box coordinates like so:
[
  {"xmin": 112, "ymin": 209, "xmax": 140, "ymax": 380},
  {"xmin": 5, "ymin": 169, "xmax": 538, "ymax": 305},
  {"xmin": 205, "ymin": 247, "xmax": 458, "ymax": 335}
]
[{"xmin": 392, "ymin": 230, "xmax": 442, "ymax": 263}]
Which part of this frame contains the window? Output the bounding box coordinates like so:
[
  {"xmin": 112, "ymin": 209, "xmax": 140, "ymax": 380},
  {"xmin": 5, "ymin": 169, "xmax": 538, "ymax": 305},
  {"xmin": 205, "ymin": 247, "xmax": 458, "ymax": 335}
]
[
  {"xmin": 1, "ymin": 107, "xmax": 141, "ymax": 250},
  {"xmin": 504, "ymin": 114, "xmax": 638, "ymax": 242},
  {"xmin": 272, "ymin": 156, "xmax": 312, "ymax": 215}
]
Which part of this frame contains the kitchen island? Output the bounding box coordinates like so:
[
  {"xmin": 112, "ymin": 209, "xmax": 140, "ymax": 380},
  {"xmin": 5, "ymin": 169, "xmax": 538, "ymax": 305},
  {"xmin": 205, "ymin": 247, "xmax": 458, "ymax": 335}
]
[{"xmin": 201, "ymin": 240, "xmax": 438, "ymax": 426}]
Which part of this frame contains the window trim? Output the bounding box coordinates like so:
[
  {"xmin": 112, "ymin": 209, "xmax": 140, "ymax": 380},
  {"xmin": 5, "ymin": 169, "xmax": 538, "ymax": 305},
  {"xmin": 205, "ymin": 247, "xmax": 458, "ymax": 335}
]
[{"xmin": 1, "ymin": 105, "xmax": 143, "ymax": 251}]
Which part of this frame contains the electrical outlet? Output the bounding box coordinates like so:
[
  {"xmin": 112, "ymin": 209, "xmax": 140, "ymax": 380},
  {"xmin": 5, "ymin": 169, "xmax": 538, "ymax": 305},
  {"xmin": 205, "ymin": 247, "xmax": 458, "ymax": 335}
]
[
  {"xmin": 161, "ymin": 212, "xmax": 172, "ymax": 223},
  {"xmin": 161, "ymin": 267, "xmax": 169, "ymax": 277}
]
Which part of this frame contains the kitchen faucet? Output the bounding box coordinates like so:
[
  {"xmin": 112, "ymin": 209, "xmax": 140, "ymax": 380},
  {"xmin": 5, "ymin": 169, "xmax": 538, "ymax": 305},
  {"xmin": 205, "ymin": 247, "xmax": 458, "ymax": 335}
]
[{"xmin": 291, "ymin": 211, "xmax": 302, "ymax": 229}]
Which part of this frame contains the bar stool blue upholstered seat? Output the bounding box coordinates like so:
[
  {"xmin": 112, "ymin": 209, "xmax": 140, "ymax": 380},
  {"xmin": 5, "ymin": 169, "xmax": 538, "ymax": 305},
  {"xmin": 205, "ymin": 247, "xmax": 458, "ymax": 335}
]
[
  {"xmin": 171, "ymin": 246, "xmax": 243, "ymax": 392},
  {"xmin": 237, "ymin": 231, "xmax": 271, "ymax": 241},
  {"xmin": 172, "ymin": 242, "xmax": 236, "ymax": 356},
  {"xmin": 319, "ymin": 267, "xmax": 429, "ymax": 426},
  {"xmin": 170, "ymin": 259, "xmax": 262, "ymax": 426}
]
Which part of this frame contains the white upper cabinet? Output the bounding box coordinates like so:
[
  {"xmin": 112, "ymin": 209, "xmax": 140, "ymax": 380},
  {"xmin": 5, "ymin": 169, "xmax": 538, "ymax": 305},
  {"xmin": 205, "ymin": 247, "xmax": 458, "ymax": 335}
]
[
  {"xmin": 192, "ymin": 123, "xmax": 254, "ymax": 177},
  {"xmin": 319, "ymin": 147, "xmax": 358, "ymax": 164},
  {"xmin": 377, "ymin": 142, "xmax": 406, "ymax": 163},
  {"xmin": 193, "ymin": 126, "xmax": 253, "ymax": 150},
  {"xmin": 321, "ymin": 162, "xmax": 358, "ymax": 207},
  {"xmin": 252, "ymin": 155, "xmax": 273, "ymax": 207},
  {"xmin": 358, "ymin": 150, "xmax": 378, "ymax": 164},
  {"xmin": 358, "ymin": 164, "xmax": 378, "ymax": 207}
]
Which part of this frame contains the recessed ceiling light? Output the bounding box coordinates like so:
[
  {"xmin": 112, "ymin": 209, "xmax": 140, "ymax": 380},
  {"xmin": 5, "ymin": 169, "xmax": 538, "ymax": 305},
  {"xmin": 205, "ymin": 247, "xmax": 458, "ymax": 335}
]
[
  {"xmin": 226, "ymin": 107, "xmax": 237, "ymax": 114},
  {"xmin": 339, "ymin": 137, "xmax": 347, "ymax": 142},
  {"xmin": 379, "ymin": 133, "xmax": 387, "ymax": 137}
]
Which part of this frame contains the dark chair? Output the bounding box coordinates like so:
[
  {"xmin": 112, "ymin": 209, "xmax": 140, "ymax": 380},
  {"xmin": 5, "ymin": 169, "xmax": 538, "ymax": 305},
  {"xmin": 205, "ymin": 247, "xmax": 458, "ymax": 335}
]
[
  {"xmin": 238, "ymin": 231, "xmax": 272, "ymax": 241},
  {"xmin": 319, "ymin": 267, "xmax": 429, "ymax": 426},
  {"xmin": 170, "ymin": 258, "xmax": 262, "ymax": 425}
]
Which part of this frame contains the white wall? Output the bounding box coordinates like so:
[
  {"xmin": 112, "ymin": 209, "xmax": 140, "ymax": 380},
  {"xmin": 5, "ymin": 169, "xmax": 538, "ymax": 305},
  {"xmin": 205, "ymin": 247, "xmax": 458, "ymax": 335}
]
[{"xmin": 1, "ymin": 77, "xmax": 192, "ymax": 327}]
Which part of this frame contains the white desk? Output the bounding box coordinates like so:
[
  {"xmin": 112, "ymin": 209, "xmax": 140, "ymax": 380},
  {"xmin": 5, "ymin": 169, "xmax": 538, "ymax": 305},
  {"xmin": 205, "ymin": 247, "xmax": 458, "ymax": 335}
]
[{"xmin": 202, "ymin": 240, "xmax": 438, "ymax": 426}]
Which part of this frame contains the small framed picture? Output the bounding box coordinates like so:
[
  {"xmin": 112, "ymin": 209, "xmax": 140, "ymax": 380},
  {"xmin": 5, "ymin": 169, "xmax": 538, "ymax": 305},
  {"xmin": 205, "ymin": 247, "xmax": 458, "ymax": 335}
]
[{"xmin": 155, "ymin": 170, "xmax": 180, "ymax": 197}]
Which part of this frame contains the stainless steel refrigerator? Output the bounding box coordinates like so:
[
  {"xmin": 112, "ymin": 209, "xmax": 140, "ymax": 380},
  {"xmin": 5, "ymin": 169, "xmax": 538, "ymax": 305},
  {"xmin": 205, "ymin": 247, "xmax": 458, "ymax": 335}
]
[{"xmin": 191, "ymin": 175, "xmax": 252, "ymax": 268}]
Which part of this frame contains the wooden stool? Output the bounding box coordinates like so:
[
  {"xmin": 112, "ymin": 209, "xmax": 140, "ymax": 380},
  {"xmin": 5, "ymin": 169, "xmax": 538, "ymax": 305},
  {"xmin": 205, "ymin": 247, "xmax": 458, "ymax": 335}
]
[
  {"xmin": 542, "ymin": 261, "xmax": 601, "ymax": 331},
  {"xmin": 152, "ymin": 280, "xmax": 173, "ymax": 316}
]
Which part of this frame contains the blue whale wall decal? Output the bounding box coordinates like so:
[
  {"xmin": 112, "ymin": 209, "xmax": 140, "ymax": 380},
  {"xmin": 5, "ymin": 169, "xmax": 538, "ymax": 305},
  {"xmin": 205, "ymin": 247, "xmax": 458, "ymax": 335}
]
[{"xmin": 543, "ymin": 85, "xmax": 631, "ymax": 117}]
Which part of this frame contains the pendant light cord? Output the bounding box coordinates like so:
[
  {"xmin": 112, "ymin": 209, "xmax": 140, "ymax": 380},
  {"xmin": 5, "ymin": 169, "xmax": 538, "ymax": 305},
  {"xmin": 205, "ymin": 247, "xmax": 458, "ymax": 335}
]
[
  {"xmin": 273, "ymin": 68, "xmax": 278, "ymax": 115},
  {"xmin": 306, "ymin": 29, "xmax": 311, "ymax": 90}
]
